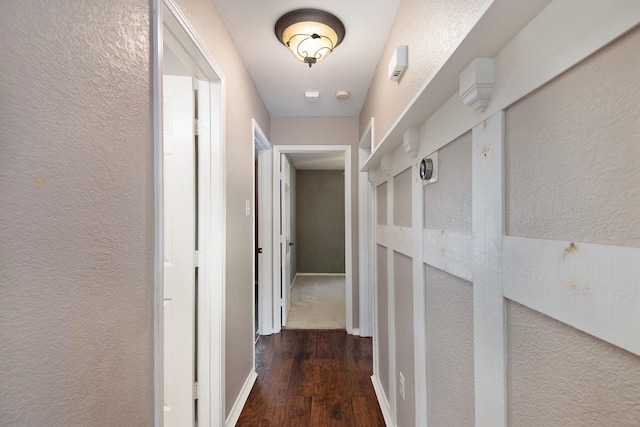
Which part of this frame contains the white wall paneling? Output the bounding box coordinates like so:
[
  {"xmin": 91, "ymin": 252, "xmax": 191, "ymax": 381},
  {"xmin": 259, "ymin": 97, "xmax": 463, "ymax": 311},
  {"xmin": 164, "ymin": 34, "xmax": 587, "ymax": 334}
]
[
  {"xmin": 472, "ymin": 111, "xmax": 507, "ymax": 427},
  {"xmin": 376, "ymin": 225, "xmax": 388, "ymax": 248},
  {"xmin": 423, "ymin": 229, "xmax": 473, "ymax": 282},
  {"xmin": 390, "ymin": 226, "xmax": 413, "ymax": 258},
  {"xmin": 504, "ymin": 236, "xmax": 640, "ymax": 356},
  {"xmin": 359, "ymin": 120, "xmax": 374, "ymax": 337},
  {"xmin": 386, "ymin": 179, "xmax": 397, "ymax": 425},
  {"xmin": 364, "ymin": 2, "xmax": 640, "ymax": 426}
]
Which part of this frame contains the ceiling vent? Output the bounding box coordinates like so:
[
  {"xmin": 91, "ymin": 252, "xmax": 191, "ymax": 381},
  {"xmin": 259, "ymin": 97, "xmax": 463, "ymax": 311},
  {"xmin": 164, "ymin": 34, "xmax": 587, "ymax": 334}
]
[
  {"xmin": 305, "ymin": 91, "xmax": 320, "ymax": 102},
  {"xmin": 388, "ymin": 45, "xmax": 408, "ymax": 82}
]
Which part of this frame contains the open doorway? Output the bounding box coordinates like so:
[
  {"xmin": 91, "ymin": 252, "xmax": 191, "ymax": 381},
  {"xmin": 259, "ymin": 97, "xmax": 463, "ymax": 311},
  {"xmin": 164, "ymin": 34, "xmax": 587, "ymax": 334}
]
[
  {"xmin": 284, "ymin": 154, "xmax": 346, "ymax": 330},
  {"xmin": 270, "ymin": 145, "xmax": 353, "ymax": 334},
  {"xmin": 156, "ymin": 1, "xmax": 225, "ymax": 426}
]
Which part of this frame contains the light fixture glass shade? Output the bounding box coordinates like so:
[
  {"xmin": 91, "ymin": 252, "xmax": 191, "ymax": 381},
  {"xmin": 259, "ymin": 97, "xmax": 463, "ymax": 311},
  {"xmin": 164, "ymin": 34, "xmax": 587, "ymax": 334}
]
[{"xmin": 275, "ymin": 9, "xmax": 345, "ymax": 68}]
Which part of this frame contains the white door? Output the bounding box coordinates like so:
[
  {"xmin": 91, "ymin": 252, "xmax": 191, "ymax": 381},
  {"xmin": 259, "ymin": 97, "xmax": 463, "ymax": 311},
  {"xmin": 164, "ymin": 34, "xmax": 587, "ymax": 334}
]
[
  {"xmin": 280, "ymin": 154, "xmax": 292, "ymax": 326},
  {"xmin": 163, "ymin": 75, "xmax": 196, "ymax": 427}
]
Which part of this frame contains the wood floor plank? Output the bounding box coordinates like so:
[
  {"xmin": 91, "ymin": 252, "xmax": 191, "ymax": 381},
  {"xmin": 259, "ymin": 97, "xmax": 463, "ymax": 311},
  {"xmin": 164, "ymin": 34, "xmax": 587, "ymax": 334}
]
[{"xmin": 237, "ymin": 330, "xmax": 385, "ymax": 427}]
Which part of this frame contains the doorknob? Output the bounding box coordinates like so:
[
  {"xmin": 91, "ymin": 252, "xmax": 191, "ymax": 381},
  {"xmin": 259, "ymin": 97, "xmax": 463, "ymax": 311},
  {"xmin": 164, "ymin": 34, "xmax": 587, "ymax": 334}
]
[
  {"xmin": 257, "ymin": 248, "xmax": 263, "ymax": 253},
  {"xmin": 289, "ymin": 242, "xmax": 294, "ymax": 246}
]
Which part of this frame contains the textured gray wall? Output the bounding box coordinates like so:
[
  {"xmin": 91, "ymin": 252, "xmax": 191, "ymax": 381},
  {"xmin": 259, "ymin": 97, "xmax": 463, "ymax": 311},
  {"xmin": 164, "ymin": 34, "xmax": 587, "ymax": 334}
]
[
  {"xmin": 296, "ymin": 170, "xmax": 345, "ymax": 273},
  {"xmin": 423, "ymin": 133, "xmax": 475, "ymax": 425},
  {"xmin": 0, "ymin": 1, "xmax": 154, "ymax": 424},
  {"xmin": 394, "ymin": 252, "xmax": 415, "ymax": 427},
  {"xmin": 505, "ymin": 26, "xmax": 640, "ymax": 424},
  {"xmin": 424, "ymin": 131, "xmax": 472, "ymax": 231},
  {"xmin": 393, "ymin": 168, "xmax": 412, "ymax": 228},
  {"xmin": 505, "ymin": 27, "xmax": 640, "ymax": 248},
  {"xmin": 425, "ymin": 266, "xmax": 475, "ymax": 426},
  {"xmin": 508, "ymin": 302, "xmax": 640, "ymax": 426}
]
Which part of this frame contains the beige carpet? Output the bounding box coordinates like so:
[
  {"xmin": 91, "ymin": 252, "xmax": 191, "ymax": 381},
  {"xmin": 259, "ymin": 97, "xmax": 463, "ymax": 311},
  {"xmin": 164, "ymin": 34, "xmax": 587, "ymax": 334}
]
[{"xmin": 283, "ymin": 275, "xmax": 346, "ymax": 330}]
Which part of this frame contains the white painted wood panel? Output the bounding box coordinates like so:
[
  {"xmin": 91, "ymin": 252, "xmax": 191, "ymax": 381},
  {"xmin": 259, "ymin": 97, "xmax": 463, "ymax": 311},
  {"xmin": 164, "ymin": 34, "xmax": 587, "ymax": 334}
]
[
  {"xmin": 376, "ymin": 224, "xmax": 388, "ymax": 248},
  {"xmin": 423, "ymin": 229, "xmax": 473, "ymax": 281},
  {"xmin": 504, "ymin": 236, "xmax": 640, "ymax": 356},
  {"xmin": 391, "ymin": 226, "xmax": 413, "ymax": 258},
  {"xmin": 472, "ymin": 111, "xmax": 507, "ymax": 427}
]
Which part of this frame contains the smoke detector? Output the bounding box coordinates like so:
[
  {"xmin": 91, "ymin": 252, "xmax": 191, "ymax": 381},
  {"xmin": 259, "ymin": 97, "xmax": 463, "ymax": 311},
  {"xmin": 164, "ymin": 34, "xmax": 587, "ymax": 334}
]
[
  {"xmin": 336, "ymin": 90, "xmax": 350, "ymax": 100},
  {"xmin": 388, "ymin": 45, "xmax": 408, "ymax": 82}
]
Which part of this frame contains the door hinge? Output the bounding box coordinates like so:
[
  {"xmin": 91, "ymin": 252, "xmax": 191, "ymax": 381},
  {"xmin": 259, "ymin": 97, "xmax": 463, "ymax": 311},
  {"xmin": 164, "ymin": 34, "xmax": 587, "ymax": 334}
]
[
  {"xmin": 193, "ymin": 382, "xmax": 200, "ymax": 400},
  {"xmin": 280, "ymin": 298, "xmax": 285, "ymax": 307},
  {"xmin": 280, "ymin": 235, "xmax": 285, "ymax": 244},
  {"xmin": 194, "ymin": 250, "xmax": 200, "ymax": 268},
  {"xmin": 194, "ymin": 118, "xmax": 200, "ymax": 136},
  {"xmin": 280, "ymin": 170, "xmax": 284, "ymax": 180}
]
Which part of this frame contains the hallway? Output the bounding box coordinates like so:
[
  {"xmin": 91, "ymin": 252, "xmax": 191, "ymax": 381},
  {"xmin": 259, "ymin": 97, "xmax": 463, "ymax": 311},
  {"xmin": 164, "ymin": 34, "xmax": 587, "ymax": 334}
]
[{"xmin": 236, "ymin": 330, "xmax": 385, "ymax": 426}]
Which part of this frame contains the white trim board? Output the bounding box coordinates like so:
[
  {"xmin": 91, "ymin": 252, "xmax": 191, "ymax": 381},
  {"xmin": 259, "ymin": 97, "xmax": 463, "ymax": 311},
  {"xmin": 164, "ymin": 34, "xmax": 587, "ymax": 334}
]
[
  {"xmin": 423, "ymin": 229, "xmax": 473, "ymax": 282},
  {"xmin": 371, "ymin": 375, "xmax": 393, "ymax": 427},
  {"xmin": 504, "ymin": 236, "xmax": 640, "ymax": 356},
  {"xmin": 358, "ymin": 118, "xmax": 374, "ymax": 338},
  {"xmin": 472, "ymin": 112, "xmax": 507, "ymax": 427}
]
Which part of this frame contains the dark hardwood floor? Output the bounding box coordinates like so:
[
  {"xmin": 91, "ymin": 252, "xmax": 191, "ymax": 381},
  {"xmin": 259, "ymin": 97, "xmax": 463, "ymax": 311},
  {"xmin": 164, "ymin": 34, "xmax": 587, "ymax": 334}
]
[{"xmin": 236, "ymin": 330, "xmax": 386, "ymax": 426}]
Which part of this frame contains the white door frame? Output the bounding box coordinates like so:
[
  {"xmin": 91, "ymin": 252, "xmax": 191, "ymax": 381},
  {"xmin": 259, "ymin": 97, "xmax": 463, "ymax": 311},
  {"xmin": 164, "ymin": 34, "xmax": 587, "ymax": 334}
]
[
  {"xmin": 358, "ymin": 120, "xmax": 374, "ymax": 337},
  {"xmin": 154, "ymin": 1, "xmax": 226, "ymax": 425},
  {"xmin": 271, "ymin": 145, "xmax": 353, "ymax": 334},
  {"xmin": 252, "ymin": 121, "xmax": 274, "ymax": 336}
]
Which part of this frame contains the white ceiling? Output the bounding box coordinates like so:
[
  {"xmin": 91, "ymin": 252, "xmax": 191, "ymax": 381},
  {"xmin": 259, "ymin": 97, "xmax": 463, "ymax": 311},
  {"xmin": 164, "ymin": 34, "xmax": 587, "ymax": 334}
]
[{"xmin": 212, "ymin": 0, "xmax": 401, "ymax": 117}]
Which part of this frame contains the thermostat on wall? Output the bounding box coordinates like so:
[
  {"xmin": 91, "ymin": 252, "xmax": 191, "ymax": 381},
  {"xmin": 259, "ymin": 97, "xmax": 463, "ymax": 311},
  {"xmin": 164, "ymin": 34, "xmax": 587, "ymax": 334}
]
[{"xmin": 388, "ymin": 45, "xmax": 408, "ymax": 82}]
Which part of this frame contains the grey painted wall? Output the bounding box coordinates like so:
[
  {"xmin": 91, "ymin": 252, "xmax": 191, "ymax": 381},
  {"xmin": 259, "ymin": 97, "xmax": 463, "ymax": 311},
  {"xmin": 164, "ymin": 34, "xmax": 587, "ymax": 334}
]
[
  {"xmin": 296, "ymin": 170, "xmax": 345, "ymax": 273},
  {"xmin": 425, "ymin": 266, "xmax": 475, "ymax": 426},
  {"xmin": 0, "ymin": 1, "xmax": 154, "ymax": 424},
  {"xmin": 394, "ymin": 252, "xmax": 415, "ymax": 427},
  {"xmin": 505, "ymin": 26, "xmax": 640, "ymax": 424}
]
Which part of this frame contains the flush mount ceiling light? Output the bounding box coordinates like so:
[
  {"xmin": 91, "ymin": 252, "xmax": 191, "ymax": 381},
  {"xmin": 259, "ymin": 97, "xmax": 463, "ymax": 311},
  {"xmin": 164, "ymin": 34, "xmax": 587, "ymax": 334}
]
[{"xmin": 275, "ymin": 9, "xmax": 345, "ymax": 68}]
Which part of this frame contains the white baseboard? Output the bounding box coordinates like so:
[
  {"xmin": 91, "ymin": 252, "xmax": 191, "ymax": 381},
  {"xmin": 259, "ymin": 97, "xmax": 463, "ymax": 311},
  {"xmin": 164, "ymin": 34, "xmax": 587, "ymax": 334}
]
[
  {"xmin": 352, "ymin": 328, "xmax": 361, "ymax": 336},
  {"xmin": 371, "ymin": 374, "xmax": 393, "ymax": 426},
  {"xmin": 226, "ymin": 369, "xmax": 257, "ymax": 427}
]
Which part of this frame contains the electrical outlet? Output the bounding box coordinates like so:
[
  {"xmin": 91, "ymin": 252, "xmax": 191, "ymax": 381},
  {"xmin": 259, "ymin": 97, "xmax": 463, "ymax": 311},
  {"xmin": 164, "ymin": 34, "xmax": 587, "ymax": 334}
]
[{"xmin": 399, "ymin": 372, "xmax": 405, "ymax": 402}]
